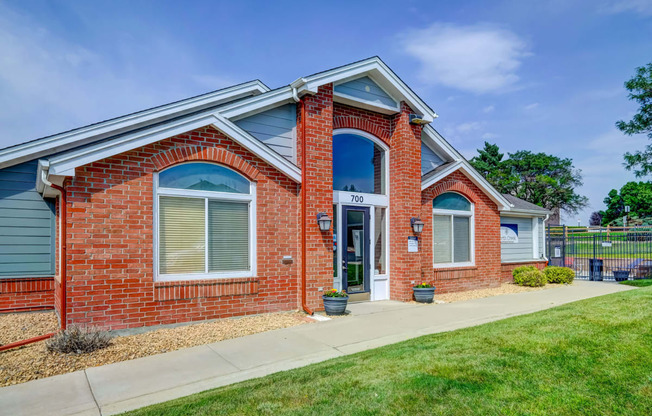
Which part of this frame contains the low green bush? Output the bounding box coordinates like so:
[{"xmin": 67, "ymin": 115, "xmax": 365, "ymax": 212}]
[
  {"xmin": 544, "ymin": 266, "xmax": 575, "ymax": 284},
  {"xmin": 513, "ymin": 265, "xmax": 538, "ymax": 281},
  {"xmin": 513, "ymin": 266, "xmax": 547, "ymax": 287}
]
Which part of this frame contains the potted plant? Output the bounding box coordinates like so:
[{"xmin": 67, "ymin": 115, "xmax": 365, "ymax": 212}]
[
  {"xmin": 413, "ymin": 282, "xmax": 435, "ymax": 303},
  {"xmin": 322, "ymin": 288, "xmax": 348, "ymax": 316}
]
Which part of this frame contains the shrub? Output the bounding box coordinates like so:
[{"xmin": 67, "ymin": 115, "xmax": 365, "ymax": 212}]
[
  {"xmin": 544, "ymin": 266, "xmax": 575, "ymax": 284},
  {"xmin": 513, "ymin": 266, "xmax": 547, "ymax": 287},
  {"xmin": 46, "ymin": 325, "xmax": 112, "ymax": 354},
  {"xmin": 513, "ymin": 265, "xmax": 538, "ymax": 282}
]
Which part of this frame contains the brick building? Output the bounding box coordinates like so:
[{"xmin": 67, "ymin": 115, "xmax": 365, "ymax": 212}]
[{"xmin": 0, "ymin": 57, "xmax": 549, "ymax": 330}]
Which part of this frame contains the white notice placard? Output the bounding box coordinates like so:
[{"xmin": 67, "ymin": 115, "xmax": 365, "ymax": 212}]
[{"xmin": 408, "ymin": 236, "xmax": 419, "ymax": 252}]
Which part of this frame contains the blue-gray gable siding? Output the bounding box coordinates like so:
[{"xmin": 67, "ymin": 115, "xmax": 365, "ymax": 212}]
[
  {"xmin": 234, "ymin": 104, "xmax": 296, "ymax": 162},
  {"xmin": 334, "ymin": 76, "xmax": 398, "ymax": 108},
  {"xmin": 421, "ymin": 142, "xmax": 445, "ymax": 175},
  {"xmin": 0, "ymin": 161, "xmax": 55, "ymax": 277}
]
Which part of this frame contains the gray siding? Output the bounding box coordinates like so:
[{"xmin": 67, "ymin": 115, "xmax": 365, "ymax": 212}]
[
  {"xmin": 539, "ymin": 217, "xmax": 545, "ymax": 258},
  {"xmin": 234, "ymin": 104, "xmax": 296, "ymax": 162},
  {"xmin": 421, "ymin": 141, "xmax": 445, "ymax": 175},
  {"xmin": 0, "ymin": 161, "xmax": 55, "ymax": 277},
  {"xmin": 501, "ymin": 216, "xmax": 536, "ymax": 262},
  {"xmin": 334, "ymin": 76, "xmax": 397, "ymax": 108}
]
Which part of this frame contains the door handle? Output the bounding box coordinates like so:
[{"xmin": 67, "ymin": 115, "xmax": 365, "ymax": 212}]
[{"xmin": 342, "ymin": 260, "xmax": 347, "ymax": 271}]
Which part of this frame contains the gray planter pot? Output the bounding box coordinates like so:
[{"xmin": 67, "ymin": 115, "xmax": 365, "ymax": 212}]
[
  {"xmin": 413, "ymin": 287, "xmax": 435, "ymax": 303},
  {"xmin": 322, "ymin": 296, "xmax": 348, "ymax": 316},
  {"xmin": 613, "ymin": 270, "xmax": 630, "ymax": 282}
]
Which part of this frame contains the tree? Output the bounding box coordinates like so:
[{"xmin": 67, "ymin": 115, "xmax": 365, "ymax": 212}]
[
  {"xmin": 470, "ymin": 144, "xmax": 588, "ymax": 219},
  {"xmin": 599, "ymin": 181, "xmax": 652, "ymax": 225},
  {"xmin": 617, "ymin": 63, "xmax": 652, "ymax": 177},
  {"xmin": 589, "ymin": 211, "xmax": 602, "ymax": 226},
  {"xmin": 470, "ymin": 142, "xmax": 503, "ymax": 178}
]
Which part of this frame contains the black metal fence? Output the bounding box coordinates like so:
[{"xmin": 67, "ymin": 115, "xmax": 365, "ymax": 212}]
[{"xmin": 546, "ymin": 225, "xmax": 652, "ymax": 281}]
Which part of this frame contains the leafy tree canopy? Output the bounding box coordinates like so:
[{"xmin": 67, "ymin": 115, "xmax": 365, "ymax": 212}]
[
  {"xmin": 589, "ymin": 211, "xmax": 602, "ymax": 226},
  {"xmin": 617, "ymin": 63, "xmax": 652, "ymax": 177},
  {"xmin": 599, "ymin": 181, "xmax": 652, "ymax": 225},
  {"xmin": 470, "ymin": 144, "xmax": 588, "ymax": 215}
]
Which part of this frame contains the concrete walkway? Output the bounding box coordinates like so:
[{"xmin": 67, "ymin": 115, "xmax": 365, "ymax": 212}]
[{"xmin": 0, "ymin": 281, "xmax": 634, "ymax": 416}]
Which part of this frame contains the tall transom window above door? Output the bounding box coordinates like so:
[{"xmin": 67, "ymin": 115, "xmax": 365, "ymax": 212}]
[
  {"xmin": 332, "ymin": 132, "xmax": 387, "ymax": 194},
  {"xmin": 433, "ymin": 192, "xmax": 474, "ymax": 267},
  {"xmin": 155, "ymin": 162, "xmax": 255, "ymax": 281}
]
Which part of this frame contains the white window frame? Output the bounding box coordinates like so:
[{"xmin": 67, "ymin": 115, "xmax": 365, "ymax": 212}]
[
  {"xmin": 153, "ymin": 163, "xmax": 257, "ymax": 282},
  {"xmin": 432, "ymin": 193, "xmax": 475, "ymax": 268}
]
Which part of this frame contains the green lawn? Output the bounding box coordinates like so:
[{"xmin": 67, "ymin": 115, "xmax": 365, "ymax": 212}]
[
  {"xmin": 125, "ymin": 288, "xmax": 652, "ymax": 416},
  {"xmin": 620, "ymin": 279, "xmax": 652, "ymax": 287}
]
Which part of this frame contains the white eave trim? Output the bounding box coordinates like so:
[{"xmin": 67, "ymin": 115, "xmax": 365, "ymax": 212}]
[
  {"xmin": 46, "ymin": 109, "xmax": 302, "ymax": 183},
  {"xmin": 421, "ymin": 160, "xmax": 511, "ymax": 211},
  {"xmin": 298, "ymin": 57, "xmax": 437, "ymax": 122},
  {"xmin": 332, "ymin": 91, "xmax": 400, "ymax": 115},
  {"xmin": 420, "ymin": 161, "xmax": 463, "ymax": 191},
  {"xmin": 500, "ymin": 208, "xmax": 551, "ymax": 216},
  {"xmin": 0, "ymin": 80, "xmax": 269, "ymax": 170}
]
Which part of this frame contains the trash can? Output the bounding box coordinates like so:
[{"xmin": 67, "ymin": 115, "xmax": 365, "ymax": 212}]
[
  {"xmin": 589, "ymin": 259, "xmax": 603, "ymax": 281},
  {"xmin": 613, "ymin": 270, "xmax": 630, "ymax": 282}
]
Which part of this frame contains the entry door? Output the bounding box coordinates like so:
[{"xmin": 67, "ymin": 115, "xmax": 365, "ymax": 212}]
[{"xmin": 341, "ymin": 205, "xmax": 370, "ymax": 293}]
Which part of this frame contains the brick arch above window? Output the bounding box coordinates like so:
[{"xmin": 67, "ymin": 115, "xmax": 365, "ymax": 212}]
[
  {"xmin": 333, "ymin": 116, "xmax": 391, "ymax": 144},
  {"xmin": 151, "ymin": 146, "xmax": 261, "ymax": 181},
  {"xmin": 423, "ymin": 179, "xmax": 478, "ymax": 205}
]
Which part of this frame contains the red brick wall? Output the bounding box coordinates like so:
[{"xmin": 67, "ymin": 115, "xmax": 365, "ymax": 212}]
[
  {"xmin": 420, "ymin": 170, "xmax": 503, "ymax": 294},
  {"xmin": 299, "ymin": 85, "xmax": 335, "ymax": 311},
  {"xmin": 388, "ymin": 103, "xmax": 423, "ymax": 301},
  {"xmin": 500, "ymin": 260, "xmax": 547, "ymax": 281},
  {"xmin": 62, "ymin": 126, "xmax": 300, "ymax": 329},
  {"xmin": 0, "ymin": 278, "xmax": 54, "ymax": 312}
]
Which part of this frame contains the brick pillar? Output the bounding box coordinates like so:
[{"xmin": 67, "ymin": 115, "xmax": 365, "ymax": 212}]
[
  {"xmin": 389, "ymin": 102, "xmax": 423, "ymax": 301},
  {"xmin": 299, "ymin": 84, "xmax": 334, "ymax": 311}
]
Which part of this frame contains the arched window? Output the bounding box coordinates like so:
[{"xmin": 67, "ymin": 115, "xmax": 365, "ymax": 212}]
[
  {"xmin": 333, "ymin": 132, "xmax": 386, "ymax": 194},
  {"xmin": 156, "ymin": 162, "xmax": 254, "ymax": 280},
  {"xmin": 433, "ymin": 192, "xmax": 474, "ymax": 266}
]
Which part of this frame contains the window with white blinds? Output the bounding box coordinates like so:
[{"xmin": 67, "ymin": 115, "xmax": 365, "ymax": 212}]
[
  {"xmin": 433, "ymin": 192, "xmax": 474, "ymax": 266},
  {"xmin": 156, "ymin": 163, "xmax": 254, "ymax": 280}
]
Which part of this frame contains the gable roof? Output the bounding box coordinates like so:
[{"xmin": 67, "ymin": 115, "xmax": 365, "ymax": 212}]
[
  {"xmin": 1, "ymin": 56, "xmax": 533, "ymax": 216},
  {"xmin": 501, "ymin": 194, "xmax": 551, "ymax": 215},
  {"xmin": 0, "ymin": 80, "xmax": 270, "ymax": 170}
]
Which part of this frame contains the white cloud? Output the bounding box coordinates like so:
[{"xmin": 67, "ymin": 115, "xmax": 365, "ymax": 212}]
[
  {"xmin": 524, "ymin": 102, "xmax": 540, "ymax": 110},
  {"xmin": 481, "ymin": 133, "xmax": 499, "ymax": 140},
  {"xmin": 398, "ymin": 23, "xmax": 530, "ymax": 94},
  {"xmin": 599, "ymin": 0, "xmax": 652, "ymax": 16},
  {"xmin": 482, "ymin": 105, "xmax": 495, "ymax": 113},
  {"xmin": 456, "ymin": 121, "xmax": 483, "ymax": 133}
]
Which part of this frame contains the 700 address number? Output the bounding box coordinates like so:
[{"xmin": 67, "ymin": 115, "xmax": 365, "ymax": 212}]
[{"xmin": 350, "ymin": 195, "xmax": 364, "ymax": 203}]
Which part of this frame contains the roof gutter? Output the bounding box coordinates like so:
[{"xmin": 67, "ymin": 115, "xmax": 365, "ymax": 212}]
[
  {"xmin": 41, "ymin": 168, "xmax": 68, "ymax": 331},
  {"xmin": 297, "ymin": 93, "xmax": 313, "ymax": 316},
  {"xmin": 0, "ymin": 168, "xmax": 66, "ymax": 352}
]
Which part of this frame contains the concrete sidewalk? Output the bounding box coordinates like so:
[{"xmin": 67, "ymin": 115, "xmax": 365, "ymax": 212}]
[{"xmin": 0, "ymin": 281, "xmax": 634, "ymax": 416}]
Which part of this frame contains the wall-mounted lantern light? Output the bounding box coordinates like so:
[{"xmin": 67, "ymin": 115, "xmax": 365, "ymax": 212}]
[
  {"xmin": 411, "ymin": 217, "xmax": 424, "ymax": 233},
  {"xmin": 317, "ymin": 212, "xmax": 332, "ymax": 232}
]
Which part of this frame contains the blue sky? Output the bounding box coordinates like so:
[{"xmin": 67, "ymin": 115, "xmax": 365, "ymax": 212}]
[{"xmin": 1, "ymin": 0, "xmax": 651, "ymax": 223}]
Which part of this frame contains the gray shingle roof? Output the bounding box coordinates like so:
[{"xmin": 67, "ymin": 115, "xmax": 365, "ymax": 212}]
[{"xmin": 502, "ymin": 194, "xmax": 551, "ymax": 214}]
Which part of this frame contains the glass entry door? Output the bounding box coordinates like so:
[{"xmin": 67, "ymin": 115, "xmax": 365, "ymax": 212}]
[{"xmin": 341, "ymin": 205, "xmax": 370, "ymax": 294}]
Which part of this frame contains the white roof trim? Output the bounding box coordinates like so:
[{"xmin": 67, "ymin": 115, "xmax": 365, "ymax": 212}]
[
  {"xmin": 420, "ymin": 161, "xmax": 463, "ymax": 190},
  {"xmin": 46, "ymin": 109, "xmax": 302, "ymax": 183},
  {"xmin": 297, "ymin": 57, "xmax": 437, "ymax": 122},
  {"xmin": 332, "ymin": 91, "xmax": 400, "ymax": 115},
  {"xmin": 421, "ymin": 160, "xmax": 511, "ymax": 211},
  {"xmin": 0, "ymin": 80, "xmax": 269, "ymax": 170}
]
